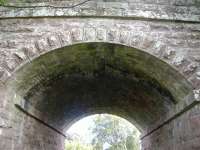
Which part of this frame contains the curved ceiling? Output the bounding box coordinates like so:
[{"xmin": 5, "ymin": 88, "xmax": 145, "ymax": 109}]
[{"xmin": 10, "ymin": 43, "xmax": 192, "ymax": 132}]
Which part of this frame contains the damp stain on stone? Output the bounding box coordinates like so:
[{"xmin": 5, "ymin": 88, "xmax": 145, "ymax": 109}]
[{"xmin": 9, "ymin": 42, "xmax": 192, "ymax": 131}]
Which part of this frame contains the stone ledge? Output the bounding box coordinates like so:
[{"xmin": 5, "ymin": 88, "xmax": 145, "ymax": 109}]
[
  {"xmin": 0, "ymin": 1, "xmax": 200, "ymax": 22},
  {"xmin": 141, "ymin": 95, "xmax": 200, "ymax": 139},
  {"xmin": 15, "ymin": 98, "xmax": 66, "ymax": 137}
]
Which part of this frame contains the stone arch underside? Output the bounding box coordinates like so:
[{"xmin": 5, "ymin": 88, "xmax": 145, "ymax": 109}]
[
  {"xmin": 7, "ymin": 42, "xmax": 194, "ymax": 140},
  {"xmin": 1, "ymin": 0, "xmax": 200, "ymax": 150},
  {"xmin": 1, "ymin": 18, "xmax": 200, "ymax": 148}
]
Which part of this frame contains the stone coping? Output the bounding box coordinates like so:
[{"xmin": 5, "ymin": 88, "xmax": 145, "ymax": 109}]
[{"xmin": 0, "ymin": 1, "xmax": 200, "ymax": 22}]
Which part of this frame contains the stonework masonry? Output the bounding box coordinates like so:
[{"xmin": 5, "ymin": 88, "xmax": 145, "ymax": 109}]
[{"xmin": 0, "ymin": 0, "xmax": 200, "ymax": 150}]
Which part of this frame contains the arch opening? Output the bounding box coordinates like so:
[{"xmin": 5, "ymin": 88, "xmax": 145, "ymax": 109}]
[
  {"xmin": 6, "ymin": 42, "xmax": 193, "ymax": 150},
  {"xmin": 65, "ymin": 113, "xmax": 141, "ymax": 150}
]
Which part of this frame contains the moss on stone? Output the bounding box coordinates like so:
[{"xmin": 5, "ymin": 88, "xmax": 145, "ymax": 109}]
[{"xmin": 10, "ymin": 42, "xmax": 193, "ymax": 131}]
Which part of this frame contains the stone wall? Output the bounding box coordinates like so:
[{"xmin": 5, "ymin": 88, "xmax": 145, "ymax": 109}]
[
  {"xmin": 1, "ymin": 0, "xmax": 200, "ymax": 22},
  {"xmin": 0, "ymin": 84, "xmax": 65, "ymax": 150},
  {"xmin": 0, "ymin": 0, "xmax": 200, "ymax": 150},
  {"xmin": 142, "ymin": 104, "xmax": 200, "ymax": 150},
  {"xmin": 1, "ymin": 18, "xmax": 200, "ymax": 85},
  {"xmin": 0, "ymin": 110, "xmax": 64, "ymax": 150}
]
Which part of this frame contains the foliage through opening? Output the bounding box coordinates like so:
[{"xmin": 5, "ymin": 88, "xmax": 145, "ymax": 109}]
[{"xmin": 65, "ymin": 114, "xmax": 141, "ymax": 150}]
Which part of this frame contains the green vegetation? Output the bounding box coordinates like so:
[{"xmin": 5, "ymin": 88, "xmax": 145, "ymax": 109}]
[
  {"xmin": 90, "ymin": 115, "xmax": 140, "ymax": 150},
  {"xmin": 0, "ymin": 0, "xmax": 7, "ymax": 5},
  {"xmin": 65, "ymin": 114, "xmax": 140, "ymax": 150},
  {"xmin": 65, "ymin": 141, "xmax": 93, "ymax": 150}
]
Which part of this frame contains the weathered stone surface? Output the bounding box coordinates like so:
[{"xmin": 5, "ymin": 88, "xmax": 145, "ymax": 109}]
[
  {"xmin": 0, "ymin": 18, "xmax": 200, "ymax": 86},
  {"xmin": 1, "ymin": 0, "xmax": 200, "ymax": 22},
  {"xmin": 0, "ymin": 0, "xmax": 200, "ymax": 150},
  {"xmin": 70, "ymin": 28, "xmax": 83, "ymax": 42}
]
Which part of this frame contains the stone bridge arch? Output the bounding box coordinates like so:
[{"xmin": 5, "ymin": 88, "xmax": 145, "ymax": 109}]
[
  {"xmin": 0, "ymin": 41, "xmax": 198, "ymax": 150},
  {"xmin": 1, "ymin": 0, "xmax": 200, "ymax": 150},
  {"xmin": 1, "ymin": 18, "xmax": 200, "ymax": 85}
]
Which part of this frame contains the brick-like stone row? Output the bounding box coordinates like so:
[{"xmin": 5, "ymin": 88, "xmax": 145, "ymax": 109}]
[
  {"xmin": 0, "ymin": 18, "xmax": 200, "ymax": 89},
  {"xmin": 0, "ymin": 1, "xmax": 200, "ymax": 150},
  {"xmin": 0, "ymin": 1, "xmax": 200, "ymax": 22},
  {"xmin": 1, "ymin": 18, "xmax": 200, "ymax": 139}
]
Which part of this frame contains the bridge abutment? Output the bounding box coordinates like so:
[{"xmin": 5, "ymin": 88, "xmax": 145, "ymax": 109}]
[{"xmin": 0, "ymin": 0, "xmax": 200, "ymax": 149}]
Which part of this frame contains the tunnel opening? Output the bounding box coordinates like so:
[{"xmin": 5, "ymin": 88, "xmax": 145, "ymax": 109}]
[
  {"xmin": 6, "ymin": 42, "xmax": 193, "ymax": 150},
  {"xmin": 65, "ymin": 113, "xmax": 141, "ymax": 150}
]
